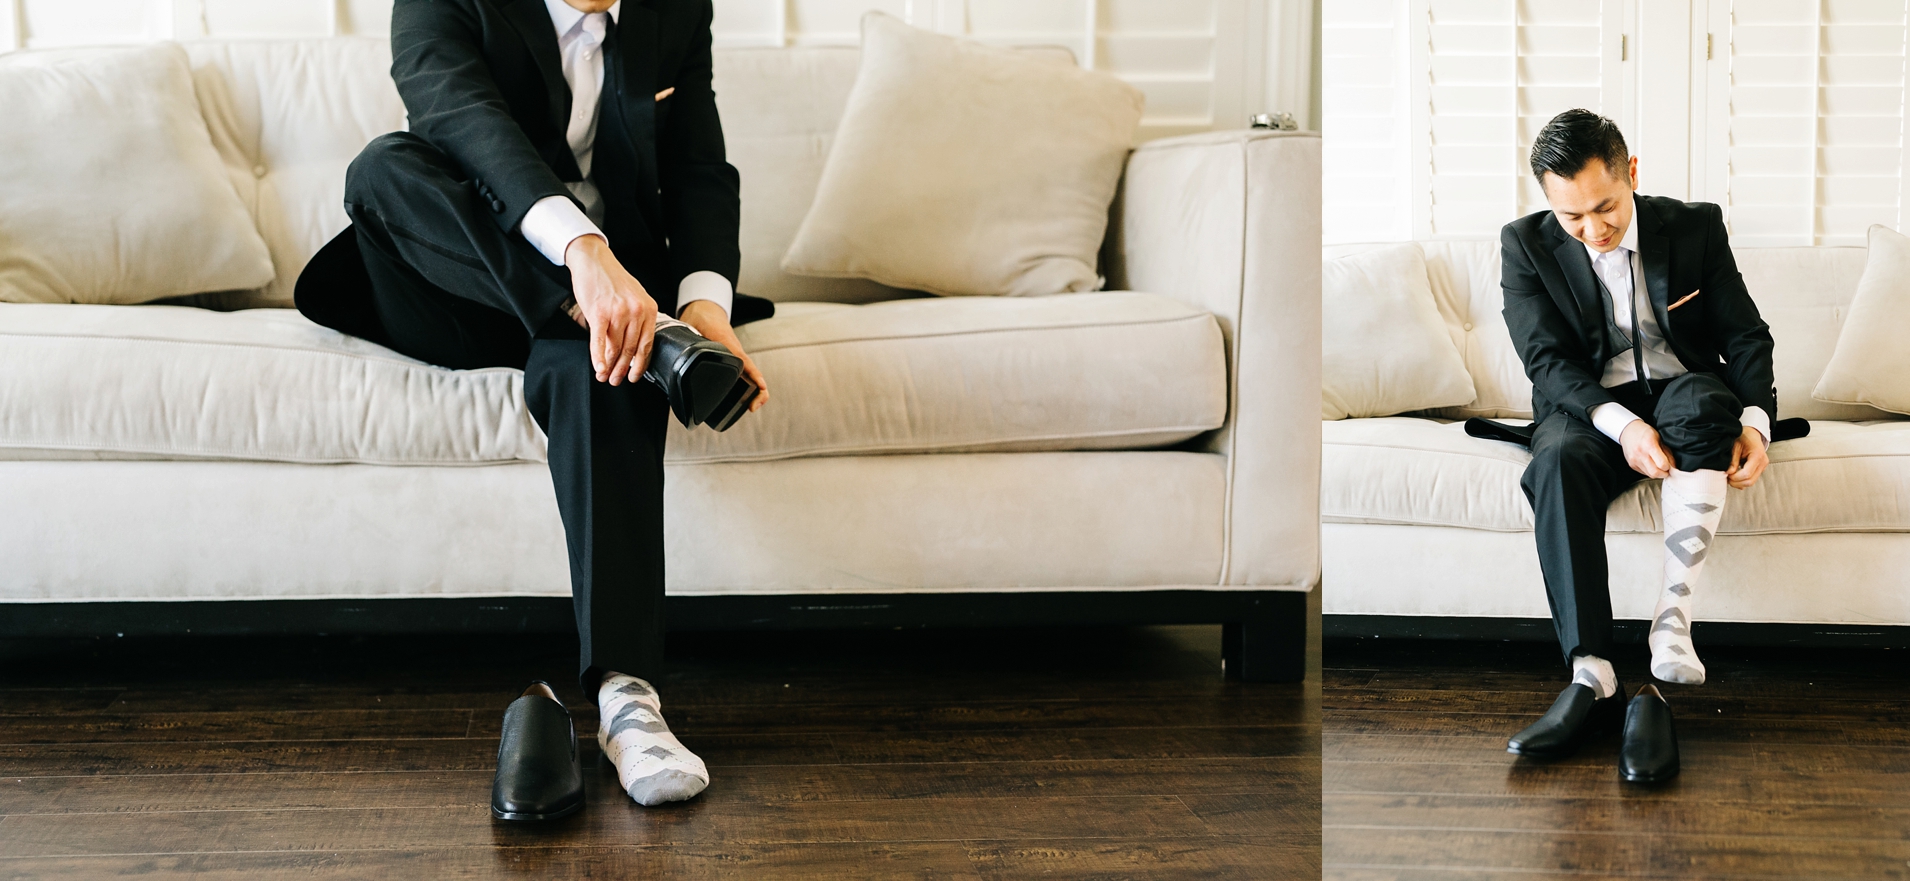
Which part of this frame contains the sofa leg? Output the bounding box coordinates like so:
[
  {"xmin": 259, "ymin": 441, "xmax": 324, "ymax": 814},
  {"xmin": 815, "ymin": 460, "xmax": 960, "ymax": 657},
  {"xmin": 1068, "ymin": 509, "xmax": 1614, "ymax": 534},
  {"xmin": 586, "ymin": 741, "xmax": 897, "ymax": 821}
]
[{"xmin": 1222, "ymin": 608, "xmax": 1306, "ymax": 682}]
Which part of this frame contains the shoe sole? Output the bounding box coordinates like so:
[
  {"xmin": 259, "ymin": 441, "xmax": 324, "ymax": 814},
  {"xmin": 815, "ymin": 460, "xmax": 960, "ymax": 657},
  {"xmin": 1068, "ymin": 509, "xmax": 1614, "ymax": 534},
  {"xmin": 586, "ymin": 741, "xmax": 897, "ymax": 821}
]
[
  {"xmin": 1621, "ymin": 766, "xmax": 1679, "ymax": 785},
  {"xmin": 491, "ymin": 799, "xmax": 583, "ymax": 822},
  {"xmin": 679, "ymin": 351, "xmax": 744, "ymax": 425}
]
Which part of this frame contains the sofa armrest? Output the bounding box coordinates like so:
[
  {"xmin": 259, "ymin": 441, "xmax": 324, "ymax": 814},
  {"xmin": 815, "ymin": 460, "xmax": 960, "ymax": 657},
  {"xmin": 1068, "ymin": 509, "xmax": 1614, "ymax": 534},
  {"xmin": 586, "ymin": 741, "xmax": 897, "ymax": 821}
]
[{"xmin": 1108, "ymin": 130, "xmax": 1321, "ymax": 591}]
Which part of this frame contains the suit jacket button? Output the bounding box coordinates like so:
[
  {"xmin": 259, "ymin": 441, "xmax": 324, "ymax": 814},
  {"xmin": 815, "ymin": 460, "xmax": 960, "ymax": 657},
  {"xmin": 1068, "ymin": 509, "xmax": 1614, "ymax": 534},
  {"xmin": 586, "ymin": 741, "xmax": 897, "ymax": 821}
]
[{"xmin": 490, "ymin": 200, "xmax": 504, "ymax": 214}]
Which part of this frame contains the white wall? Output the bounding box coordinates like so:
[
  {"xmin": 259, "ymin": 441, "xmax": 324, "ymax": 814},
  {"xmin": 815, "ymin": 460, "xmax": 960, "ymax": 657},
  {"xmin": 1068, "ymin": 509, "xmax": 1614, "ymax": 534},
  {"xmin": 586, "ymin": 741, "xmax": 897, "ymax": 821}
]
[
  {"xmin": 0, "ymin": 0, "xmax": 1315, "ymax": 142},
  {"xmin": 1324, "ymin": 0, "xmax": 1910, "ymax": 247}
]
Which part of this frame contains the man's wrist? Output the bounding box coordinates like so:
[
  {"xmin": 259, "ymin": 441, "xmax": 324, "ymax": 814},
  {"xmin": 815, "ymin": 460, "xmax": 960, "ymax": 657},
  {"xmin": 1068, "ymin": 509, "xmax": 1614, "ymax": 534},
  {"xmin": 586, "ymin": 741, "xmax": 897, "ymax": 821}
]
[{"xmin": 564, "ymin": 233, "xmax": 609, "ymax": 267}]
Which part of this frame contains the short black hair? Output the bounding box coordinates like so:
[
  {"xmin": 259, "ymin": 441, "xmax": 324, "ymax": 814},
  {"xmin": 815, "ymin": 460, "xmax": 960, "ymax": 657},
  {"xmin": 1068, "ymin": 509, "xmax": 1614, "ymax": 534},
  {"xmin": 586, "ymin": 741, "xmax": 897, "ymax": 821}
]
[{"xmin": 1529, "ymin": 109, "xmax": 1629, "ymax": 187}]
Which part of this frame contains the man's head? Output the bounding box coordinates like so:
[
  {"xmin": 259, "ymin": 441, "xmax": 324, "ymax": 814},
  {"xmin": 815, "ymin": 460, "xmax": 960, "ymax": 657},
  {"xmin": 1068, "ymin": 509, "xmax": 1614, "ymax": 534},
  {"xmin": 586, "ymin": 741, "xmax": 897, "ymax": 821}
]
[{"xmin": 1530, "ymin": 109, "xmax": 1638, "ymax": 253}]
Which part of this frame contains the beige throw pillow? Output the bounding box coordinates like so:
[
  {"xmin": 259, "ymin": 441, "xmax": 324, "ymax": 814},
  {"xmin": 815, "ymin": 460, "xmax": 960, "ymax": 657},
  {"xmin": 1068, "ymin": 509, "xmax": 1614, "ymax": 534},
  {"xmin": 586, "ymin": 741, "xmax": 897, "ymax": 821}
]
[
  {"xmin": 1323, "ymin": 244, "xmax": 1477, "ymax": 419},
  {"xmin": 781, "ymin": 12, "xmax": 1144, "ymax": 297},
  {"xmin": 0, "ymin": 43, "xmax": 274, "ymax": 304},
  {"xmin": 1813, "ymin": 224, "xmax": 1910, "ymax": 414}
]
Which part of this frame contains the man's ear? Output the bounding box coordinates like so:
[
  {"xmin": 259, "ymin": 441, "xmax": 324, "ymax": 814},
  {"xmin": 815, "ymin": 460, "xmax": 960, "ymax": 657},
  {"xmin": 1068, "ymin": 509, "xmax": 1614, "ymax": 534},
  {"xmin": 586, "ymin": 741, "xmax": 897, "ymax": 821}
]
[{"xmin": 1627, "ymin": 155, "xmax": 1640, "ymax": 190}]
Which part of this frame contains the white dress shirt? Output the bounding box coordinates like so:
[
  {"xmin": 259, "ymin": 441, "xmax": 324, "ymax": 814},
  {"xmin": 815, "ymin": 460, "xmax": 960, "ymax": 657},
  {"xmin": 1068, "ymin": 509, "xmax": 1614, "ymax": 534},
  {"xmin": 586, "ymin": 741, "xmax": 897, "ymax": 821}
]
[
  {"xmin": 517, "ymin": 0, "xmax": 733, "ymax": 318},
  {"xmin": 1584, "ymin": 202, "xmax": 1769, "ymax": 448}
]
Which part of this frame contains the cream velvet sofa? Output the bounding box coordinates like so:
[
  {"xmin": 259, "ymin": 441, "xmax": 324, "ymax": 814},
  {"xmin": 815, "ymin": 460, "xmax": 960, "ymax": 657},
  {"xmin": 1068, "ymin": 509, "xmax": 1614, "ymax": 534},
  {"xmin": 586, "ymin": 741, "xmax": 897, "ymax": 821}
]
[
  {"xmin": 0, "ymin": 39, "xmax": 1322, "ymax": 680},
  {"xmin": 1322, "ymin": 239, "xmax": 1910, "ymax": 644}
]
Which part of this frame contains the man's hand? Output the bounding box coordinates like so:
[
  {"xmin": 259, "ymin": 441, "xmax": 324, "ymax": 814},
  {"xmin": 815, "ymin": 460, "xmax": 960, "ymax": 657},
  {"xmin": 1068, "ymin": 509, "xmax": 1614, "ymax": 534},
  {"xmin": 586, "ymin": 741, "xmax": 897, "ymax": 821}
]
[
  {"xmin": 565, "ymin": 235, "xmax": 657, "ymax": 385},
  {"xmin": 1727, "ymin": 426, "xmax": 1770, "ymax": 489},
  {"xmin": 679, "ymin": 299, "xmax": 770, "ymax": 414},
  {"xmin": 1619, "ymin": 419, "xmax": 1672, "ymax": 479}
]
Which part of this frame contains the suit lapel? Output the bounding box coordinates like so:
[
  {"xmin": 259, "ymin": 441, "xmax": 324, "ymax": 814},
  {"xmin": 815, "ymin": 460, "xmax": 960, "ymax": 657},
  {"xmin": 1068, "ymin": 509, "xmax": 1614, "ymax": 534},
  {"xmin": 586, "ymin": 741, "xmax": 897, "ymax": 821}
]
[
  {"xmin": 1548, "ymin": 223, "xmax": 1604, "ymax": 352},
  {"xmin": 1634, "ymin": 196, "xmax": 1675, "ymax": 347},
  {"xmin": 499, "ymin": 0, "xmax": 572, "ymax": 137}
]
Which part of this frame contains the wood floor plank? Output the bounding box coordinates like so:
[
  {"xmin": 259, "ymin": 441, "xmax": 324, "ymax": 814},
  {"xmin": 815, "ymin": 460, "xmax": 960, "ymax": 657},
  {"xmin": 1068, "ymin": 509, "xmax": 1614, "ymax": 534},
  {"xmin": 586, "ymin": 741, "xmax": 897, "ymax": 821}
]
[
  {"xmin": 966, "ymin": 835, "xmax": 1319, "ymax": 880},
  {"xmin": 0, "ymin": 796, "xmax": 1215, "ymax": 857},
  {"xmin": 0, "ymin": 709, "xmax": 476, "ymax": 745},
  {"xmin": 0, "ymin": 757, "xmax": 1318, "ymax": 815},
  {"xmin": 0, "ymin": 842, "xmax": 989, "ymax": 881}
]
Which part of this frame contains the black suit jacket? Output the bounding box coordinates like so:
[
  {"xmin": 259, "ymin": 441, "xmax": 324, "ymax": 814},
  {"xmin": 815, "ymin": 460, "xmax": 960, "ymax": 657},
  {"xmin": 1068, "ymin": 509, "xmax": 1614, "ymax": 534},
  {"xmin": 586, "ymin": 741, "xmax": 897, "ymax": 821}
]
[
  {"xmin": 390, "ymin": 0, "xmax": 738, "ymax": 296},
  {"xmin": 299, "ymin": 0, "xmax": 768, "ymax": 335},
  {"xmin": 1472, "ymin": 194, "xmax": 1805, "ymax": 446}
]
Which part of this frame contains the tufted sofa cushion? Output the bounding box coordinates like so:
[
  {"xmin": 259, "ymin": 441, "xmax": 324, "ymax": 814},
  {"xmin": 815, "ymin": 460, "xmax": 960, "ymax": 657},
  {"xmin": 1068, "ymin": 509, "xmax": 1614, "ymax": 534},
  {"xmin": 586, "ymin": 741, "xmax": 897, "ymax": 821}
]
[
  {"xmin": 1322, "ymin": 416, "xmax": 1910, "ymax": 534},
  {"xmin": 0, "ymin": 292, "xmax": 1225, "ymax": 465}
]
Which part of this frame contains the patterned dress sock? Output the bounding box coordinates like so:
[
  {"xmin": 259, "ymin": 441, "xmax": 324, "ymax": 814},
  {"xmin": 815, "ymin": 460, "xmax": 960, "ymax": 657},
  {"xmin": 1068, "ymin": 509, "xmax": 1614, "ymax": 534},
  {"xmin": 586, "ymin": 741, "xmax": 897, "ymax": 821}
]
[
  {"xmin": 1570, "ymin": 654, "xmax": 1617, "ymax": 699},
  {"xmin": 1650, "ymin": 468, "xmax": 1728, "ymax": 684},
  {"xmin": 596, "ymin": 673, "xmax": 709, "ymax": 806}
]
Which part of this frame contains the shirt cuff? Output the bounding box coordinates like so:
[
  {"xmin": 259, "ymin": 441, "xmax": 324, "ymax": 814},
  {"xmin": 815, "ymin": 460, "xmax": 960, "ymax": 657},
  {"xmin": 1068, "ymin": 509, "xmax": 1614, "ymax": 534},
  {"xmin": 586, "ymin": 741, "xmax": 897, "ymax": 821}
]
[
  {"xmin": 1589, "ymin": 401, "xmax": 1644, "ymax": 444},
  {"xmin": 1740, "ymin": 406, "xmax": 1771, "ymax": 447},
  {"xmin": 519, "ymin": 195, "xmax": 603, "ymax": 266},
  {"xmin": 676, "ymin": 270, "xmax": 733, "ymax": 319}
]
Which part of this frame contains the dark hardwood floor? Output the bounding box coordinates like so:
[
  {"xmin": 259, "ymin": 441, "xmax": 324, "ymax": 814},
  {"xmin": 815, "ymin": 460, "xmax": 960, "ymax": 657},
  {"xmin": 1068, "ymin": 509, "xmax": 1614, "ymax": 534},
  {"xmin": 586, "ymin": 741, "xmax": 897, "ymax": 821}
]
[
  {"xmin": 0, "ymin": 604, "xmax": 1318, "ymax": 879},
  {"xmin": 1324, "ymin": 637, "xmax": 1910, "ymax": 880}
]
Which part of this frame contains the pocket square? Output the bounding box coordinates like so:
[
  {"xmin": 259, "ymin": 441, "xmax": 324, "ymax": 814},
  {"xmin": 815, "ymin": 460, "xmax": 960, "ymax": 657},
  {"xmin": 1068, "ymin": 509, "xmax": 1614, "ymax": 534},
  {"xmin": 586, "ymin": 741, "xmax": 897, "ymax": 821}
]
[
  {"xmin": 655, "ymin": 87, "xmax": 675, "ymax": 102},
  {"xmin": 1668, "ymin": 289, "xmax": 1700, "ymax": 310}
]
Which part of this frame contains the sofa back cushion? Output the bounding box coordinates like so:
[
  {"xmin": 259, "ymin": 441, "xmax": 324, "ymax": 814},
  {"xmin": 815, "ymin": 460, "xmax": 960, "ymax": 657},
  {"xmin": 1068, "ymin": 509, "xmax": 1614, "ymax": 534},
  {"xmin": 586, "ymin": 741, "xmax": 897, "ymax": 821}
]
[
  {"xmin": 185, "ymin": 39, "xmax": 408, "ymax": 309},
  {"xmin": 1325, "ymin": 239, "xmax": 1897, "ymax": 422},
  {"xmin": 179, "ymin": 38, "xmax": 1001, "ymax": 308},
  {"xmin": 0, "ymin": 43, "xmax": 276, "ymax": 305}
]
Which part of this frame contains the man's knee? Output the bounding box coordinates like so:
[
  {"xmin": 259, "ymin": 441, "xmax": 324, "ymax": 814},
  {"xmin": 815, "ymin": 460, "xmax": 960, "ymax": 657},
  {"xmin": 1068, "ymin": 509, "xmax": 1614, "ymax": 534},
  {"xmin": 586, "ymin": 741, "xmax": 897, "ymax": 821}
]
[
  {"xmin": 1657, "ymin": 372, "xmax": 1741, "ymax": 469},
  {"xmin": 344, "ymin": 132, "xmax": 450, "ymax": 206}
]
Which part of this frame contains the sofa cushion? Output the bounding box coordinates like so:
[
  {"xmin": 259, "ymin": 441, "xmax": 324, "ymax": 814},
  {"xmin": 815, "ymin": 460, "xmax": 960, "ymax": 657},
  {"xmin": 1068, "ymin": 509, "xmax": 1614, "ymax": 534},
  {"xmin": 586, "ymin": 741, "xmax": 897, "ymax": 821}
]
[
  {"xmin": 1322, "ymin": 244, "xmax": 1475, "ymax": 419},
  {"xmin": 1813, "ymin": 224, "xmax": 1910, "ymax": 415},
  {"xmin": 671, "ymin": 293, "xmax": 1227, "ymax": 462},
  {"xmin": 781, "ymin": 12, "xmax": 1142, "ymax": 298},
  {"xmin": 0, "ymin": 43, "xmax": 275, "ymax": 305},
  {"xmin": 1323, "ymin": 417, "xmax": 1910, "ymax": 534},
  {"xmin": 0, "ymin": 303, "xmax": 541, "ymax": 465},
  {"xmin": 0, "ymin": 293, "xmax": 1224, "ymax": 465}
]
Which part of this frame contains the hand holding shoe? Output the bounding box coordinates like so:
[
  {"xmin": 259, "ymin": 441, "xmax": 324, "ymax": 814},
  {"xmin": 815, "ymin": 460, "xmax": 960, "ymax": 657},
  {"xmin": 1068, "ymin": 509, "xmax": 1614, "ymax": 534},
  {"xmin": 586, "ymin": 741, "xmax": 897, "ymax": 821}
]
[
  {"xmin": 564, "ymin": 234, "xmax": 657, "ymax": 386},
  {"xmin": 680, "ymin": 300, "xmax": 769, "ymax": 415}
]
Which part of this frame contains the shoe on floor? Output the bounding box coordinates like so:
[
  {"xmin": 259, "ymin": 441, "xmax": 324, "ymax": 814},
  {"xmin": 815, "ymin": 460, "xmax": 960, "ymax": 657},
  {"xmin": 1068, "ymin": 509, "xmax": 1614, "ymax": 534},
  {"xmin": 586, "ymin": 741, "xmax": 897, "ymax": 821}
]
[
  {"xmin": 1507, "ymin": 679, "xmax": 1626, "ymax": 759},
  {"xmin": 491, "ymin": 681, "xmax": 585, "ymax": 821},
  {"xmin": 1619, "ymin": 683, "xmax": 1680, "ymax": 784}
]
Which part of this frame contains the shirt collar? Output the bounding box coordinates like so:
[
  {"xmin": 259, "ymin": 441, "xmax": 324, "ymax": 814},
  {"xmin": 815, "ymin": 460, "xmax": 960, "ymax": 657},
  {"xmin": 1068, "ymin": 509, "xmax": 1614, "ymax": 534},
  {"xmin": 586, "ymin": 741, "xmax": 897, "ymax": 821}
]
[
  {"xmin": 544, "ymin": 0, "xmax": 620, "ymax": 38},
  {"xmin": 1583, "ymin": 194, "xmax": 1640, "ymax": 263}
]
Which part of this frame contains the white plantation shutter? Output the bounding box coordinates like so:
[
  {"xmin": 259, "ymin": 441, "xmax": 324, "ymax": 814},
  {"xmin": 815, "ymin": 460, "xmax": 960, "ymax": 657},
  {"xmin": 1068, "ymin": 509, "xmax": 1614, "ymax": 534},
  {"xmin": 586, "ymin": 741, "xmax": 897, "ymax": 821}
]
[
  {"xmin": 1723, "ymin": 0, "xmax": 1907, "ymax": 247},
  {"xmin": 1323, "ymin": 0, "xmax": 1413, "ymax": 243},
  {"xmin": 1425, "ymin": 0, "xmax": 1621, "ymax": 237},
  {"xmin": 7, "ymin": 1, "xmax": 1305, "ymax": 145},
  {"xmin": 1324, "ymin": 0, "xmax": 1623, "ymax": 243},
  {"xmin": 714, "ymin": 0, "xmax": 1269, "ymax": 141}
]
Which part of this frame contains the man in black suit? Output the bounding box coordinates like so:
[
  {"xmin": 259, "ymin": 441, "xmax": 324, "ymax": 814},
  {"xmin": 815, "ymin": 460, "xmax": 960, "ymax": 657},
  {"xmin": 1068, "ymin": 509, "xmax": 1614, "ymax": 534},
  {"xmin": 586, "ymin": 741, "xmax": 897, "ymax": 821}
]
[
  {"xmin": 1485, "ymin": 110, "xmax": 1789, "ymax": 783},
  {"xmin": 294, "ymin": 0, "xmax": 771, "ymax": 818}
]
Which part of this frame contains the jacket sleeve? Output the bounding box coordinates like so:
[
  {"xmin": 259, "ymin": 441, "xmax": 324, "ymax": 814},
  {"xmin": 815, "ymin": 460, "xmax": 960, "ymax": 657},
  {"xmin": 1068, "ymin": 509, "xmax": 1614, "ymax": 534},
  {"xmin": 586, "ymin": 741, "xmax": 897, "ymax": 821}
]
[
  {"xmin": 1695, "ymin": 202, "xmax": 1779, "ymax": 424},
  {"xmin": 1500, "ymin": 223, "xmax": 1619, "ymax": 425},
  {"xmin": 389, "ymin": 0, "xmax": 572, "ymax": 235},
  {"xmin": 656, "ymin": 0, "xmax": 742, "ymax": 288}
]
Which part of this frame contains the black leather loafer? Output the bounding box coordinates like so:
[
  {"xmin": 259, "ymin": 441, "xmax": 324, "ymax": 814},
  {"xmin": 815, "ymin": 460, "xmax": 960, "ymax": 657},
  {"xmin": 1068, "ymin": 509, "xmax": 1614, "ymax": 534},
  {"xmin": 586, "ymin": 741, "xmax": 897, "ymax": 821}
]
[
  {"xmin": 1507, "ymin": 680, "xmax": 1626, "ymax": 759},
  {"xmin": 492, "ymin": 681, "xmax": 584, "ymax": 821},
  {"xmin": 1619, "ymin": 684, "xmax": 1680, "ymax": 784},
  {"xmin": 645, "ymin": 323, "xmax": 748, "ymax": 430}
]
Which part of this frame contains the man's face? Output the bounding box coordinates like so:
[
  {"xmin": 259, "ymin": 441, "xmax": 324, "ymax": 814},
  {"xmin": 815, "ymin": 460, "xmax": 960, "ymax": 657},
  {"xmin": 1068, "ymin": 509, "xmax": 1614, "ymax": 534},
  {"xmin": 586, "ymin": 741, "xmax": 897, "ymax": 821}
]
[
  {"xmin": 561, "ymin": 0, "xmax": 617, "ymax": 12},
  {"xmin": 1540, "ymin": 155, "xmax": 1639, "ymax": 253}
]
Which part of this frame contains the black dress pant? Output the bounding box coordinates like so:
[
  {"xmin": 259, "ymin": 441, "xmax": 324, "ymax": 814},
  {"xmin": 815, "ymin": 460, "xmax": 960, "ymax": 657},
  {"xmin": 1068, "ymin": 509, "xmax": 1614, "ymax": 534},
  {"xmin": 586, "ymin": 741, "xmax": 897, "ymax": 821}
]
[
  {"xmin": 1520, "ymin": 371, "xmax": 1744, "ymax": 663},
  {"xmin": 343, "ymin": 132, "xmax": 668, "ymax": 690}
]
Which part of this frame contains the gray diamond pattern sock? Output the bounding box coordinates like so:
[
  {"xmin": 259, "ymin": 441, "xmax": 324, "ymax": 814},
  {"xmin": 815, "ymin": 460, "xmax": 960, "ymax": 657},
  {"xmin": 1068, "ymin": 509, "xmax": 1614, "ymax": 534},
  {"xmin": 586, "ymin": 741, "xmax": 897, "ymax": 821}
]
[
  {"xmin": 1570, "ymin": 653, "xmax": 1617, "ymax": 699},
  {"xmin": 597, "ymin": 673, "xmax": 709, "ymax": 806},
  {"xmin": 1650, "ymin": 468, "xmax": 1727, "ymax": 685}
]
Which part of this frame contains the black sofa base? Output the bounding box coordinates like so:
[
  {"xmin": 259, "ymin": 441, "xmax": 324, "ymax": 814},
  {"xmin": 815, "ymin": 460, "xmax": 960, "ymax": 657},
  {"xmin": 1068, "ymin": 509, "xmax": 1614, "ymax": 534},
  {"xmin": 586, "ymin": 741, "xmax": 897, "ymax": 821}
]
[
  {"xmin": 1326, "ymin": 614, "xmax": 1910, "ymax": 649},
  {"xmin": 0, "ymin": 590, "xmax": 1309, "ymax": 682}
]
